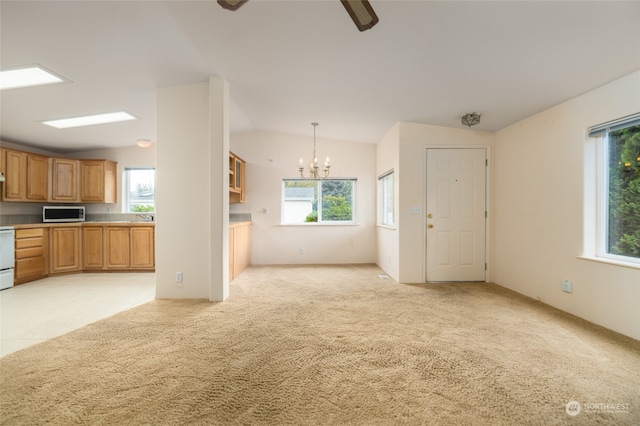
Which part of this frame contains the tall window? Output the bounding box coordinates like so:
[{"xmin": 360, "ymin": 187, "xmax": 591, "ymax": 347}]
[
  {"xmin": 589, "ymin": 114, "xmax": 640, "ymax": 262},
  {"xmin": 125, "ymin": 168, "xmax": 155, "ymax": 213},
  {"xmin": 282, "ymin": 179, "xmax": 356, "ymax": 224},
  {"xmin": 378, "ymin": 170, "xmax": 394, "ymax": 226}
]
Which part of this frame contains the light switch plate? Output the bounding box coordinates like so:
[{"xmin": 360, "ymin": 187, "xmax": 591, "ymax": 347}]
[{"xmin": 410, "ymin": 206, "xmax": 422, "ymax": 215}]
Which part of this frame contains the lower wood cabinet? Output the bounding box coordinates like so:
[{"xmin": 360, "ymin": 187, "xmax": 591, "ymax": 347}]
[
  {"xmin": 15, "ymin": 228, "xmax": 48, "ymax": 284},
  {"xmin": 15, "ymin": 223, "xmax": 155, "ymax": 284},
  {"xmin": 229, "ymin": 221, "xmax": 251, "ymax": 282},
  {"xmin": 105, "ymin": 227, "xmax": 130, "ymax": 269},
  {"xmin": 82, "ymin": 224, "xmax": 154, "ymax": 271},
  {"xmin": 49, "ymin": 227, "xmax": 82, "ymax": 273}
]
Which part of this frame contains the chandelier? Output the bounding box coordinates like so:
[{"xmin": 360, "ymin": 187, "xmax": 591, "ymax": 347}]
[{"xmin": 298, "ymin": 122, "xmax": 330, "ymax": 179}]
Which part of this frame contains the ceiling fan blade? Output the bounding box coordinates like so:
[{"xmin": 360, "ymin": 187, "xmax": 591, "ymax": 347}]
[
  {"xmin": 217, "ymin": 0, "xmax": 248, "ymax": 11},
  {"xmin": 341, "ymin": 0, "xmax": 379, "ymax": 32}
]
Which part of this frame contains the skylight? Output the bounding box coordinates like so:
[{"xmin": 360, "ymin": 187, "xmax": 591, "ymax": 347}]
[
  {"xmin": 42, "ymin": 111, "xmax": 137, "ymax": 129},
  {"xmin": 0, "ymin": 65, "xmax": 66, "ymax": 90}
]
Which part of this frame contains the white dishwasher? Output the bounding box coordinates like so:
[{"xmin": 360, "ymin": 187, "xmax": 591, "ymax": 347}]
[{"xmin": 0, "ymin": 226, "xmax": 15, "ymax": 290}]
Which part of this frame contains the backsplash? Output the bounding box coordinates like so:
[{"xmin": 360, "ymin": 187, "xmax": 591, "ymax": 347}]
[
  {"xmin": 230, "ymin": 213, "xmax": 252, "ymax": 223},
  {"xmin": 0, "ymin": 213, "xmax": 153, "ymax": 225}
]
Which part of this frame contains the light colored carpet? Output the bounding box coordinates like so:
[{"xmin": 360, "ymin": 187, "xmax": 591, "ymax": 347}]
[{"xmin": 0, "ymin": 264, "xmax": 638, "ymax": 425}]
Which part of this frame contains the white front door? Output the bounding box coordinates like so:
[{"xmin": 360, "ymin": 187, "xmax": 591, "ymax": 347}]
[{"xmin": 426, "ymin": 148, "xmax": 486, "ymax": 282}]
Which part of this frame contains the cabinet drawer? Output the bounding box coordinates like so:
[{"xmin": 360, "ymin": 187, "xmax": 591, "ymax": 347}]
[
  {"xmin": 16, "ymin": 228, "xmax": 44, "ymax": 239},
  {"xmin": 16, "ymin": 237, "xmax": 44, "ymax": 249},
  {"xmin": 16, "ymin": 246, "xmax": 44, "ymax": 259},
  {"xmin": 16, "ymin": 257, "xmax": 45, "ymax": 279}
]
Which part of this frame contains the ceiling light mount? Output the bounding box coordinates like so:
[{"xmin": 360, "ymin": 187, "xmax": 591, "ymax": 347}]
[{"xmin": 461, "ymin": 113, "xmax": 481, "ymax": 127}]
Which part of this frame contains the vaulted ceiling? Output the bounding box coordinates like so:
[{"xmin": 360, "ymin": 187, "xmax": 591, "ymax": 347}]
[{"xmin": 1, "ymin": 1, "xmax": 639, "ymax": 152}]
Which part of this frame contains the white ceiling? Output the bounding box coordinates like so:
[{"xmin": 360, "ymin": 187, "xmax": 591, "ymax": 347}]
[{"xmin": 1, "ymin": 1, "xmax": 639, "ymax": 153}]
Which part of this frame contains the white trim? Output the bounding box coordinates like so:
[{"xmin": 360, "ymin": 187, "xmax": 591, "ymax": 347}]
[{"xmin": 577, "ymin": 256, "xmax": 640, "ymax": 270}]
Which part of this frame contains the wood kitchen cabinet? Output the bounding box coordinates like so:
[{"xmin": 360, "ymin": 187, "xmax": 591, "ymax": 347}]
[
  {"xmin": 229, "ymin": 152, "xmax": 246, "ymax": 204},
  {"xmin": 81, "ymin": 224, "xmax": 154, "ymax": 271},
  {"xmin": 229, "ymin": 221, "xmax": 251, "ymax": 281},
  {"xmin": 1, "ymin": 148, "xmax": 48, "ymax": 202},
  {"xmin": 49, "ymin": 226, "xmax": 81, "ymax": 273},
  {"xmin": 80, "ymin": 160, "xmax": 117, "ymax": 203},
  {"xmin": 50, "ymin": 158, "xmax": 80, "ymax": 202},
  {"xmin": 130, "ymin": 226, "xmax": 155, "ymax": 269},
  {"xmin": 82, "ymin": 226, "xmax": 104, "ymax": 270},
  {"xmin": 105, "ymin": 227, "xmax": 130, "ymax": 269},
  {"xmin": 15, "ymin": 228, "xmax": 48, "ymax": 284}
]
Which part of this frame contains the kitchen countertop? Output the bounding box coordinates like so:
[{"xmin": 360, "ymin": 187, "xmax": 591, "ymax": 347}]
[{"xmin": 13, "ymin": 222, "xmax": 155, "ymax": 229}]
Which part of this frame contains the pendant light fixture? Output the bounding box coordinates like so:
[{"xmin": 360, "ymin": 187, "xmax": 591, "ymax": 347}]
[{"xmin": 298, "ymin": 122, "xmax": 330, "ymax": 179}]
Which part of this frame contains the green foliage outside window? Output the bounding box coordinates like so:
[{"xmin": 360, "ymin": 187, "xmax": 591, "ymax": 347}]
[{"xmin": 608, "ymin": 124, "xmax": 640, "ymax": 258}]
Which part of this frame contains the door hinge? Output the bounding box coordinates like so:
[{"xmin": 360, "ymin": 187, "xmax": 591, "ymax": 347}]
[
  {"xmin": 485, "ymin": 211, "xmax": 487, "ymax": 218},
  {"xmin": 485, "ymin": 263, "xmax": 487, "ymax": 271},
  {"xmin": 485, "ymin": 159, "xmax": 488, "ymax": 166}
]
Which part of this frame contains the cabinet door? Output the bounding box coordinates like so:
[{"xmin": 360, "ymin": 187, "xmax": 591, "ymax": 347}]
[
  {"xmin": 105, "ymin": 227, "xmax": 130, "ymax": 269},
  {"xmin": 51, "ymin": 159, "xmax": 80, "ymax": 202},
  {"xmin": 232, "ymin": 223, "xmax": 251, "ymax": 278},
  {"xmin": 26, "ymin": 154, "xmax": 48, "ymax": 201},
  {"xmin": 130, "ymin": 227, "xmax": 154, "ymax": 269},
  {"xmin": 81, "ymin": 160, "xmax": 117, "ymax": 203},
  {"xmin": 82, "ymin": 226, "xmax": 104, "ymax": 269},
  {"xmin": 50, "ymin": 227, "xmax": 81, "ymax": 273},
  {"xmin": 3, "ymin": 149, "xmax": 26, "ymax": 200}
]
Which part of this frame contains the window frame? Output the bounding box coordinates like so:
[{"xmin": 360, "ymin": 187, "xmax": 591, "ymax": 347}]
[
  {"xmin": 124, "ymin": 167, "xmax": 156, "ymax": 214},
  {"xmin": 378, "ymin": 169, "xmax": 394, "ymax": 227},
  {"xmin": 281, "ymin": 178, "xmax": 357, "ymax": 225},
  {"xmin": 590, "ymin": 113, "xmax": 640, "ymax": 265}
]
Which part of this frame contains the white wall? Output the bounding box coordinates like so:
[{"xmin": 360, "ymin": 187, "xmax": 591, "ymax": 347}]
[
  {"xmin": 155, "ymin": 78, "xmax": 229, "ymax": 301},
  {"xmin": 492, "ymin": 70, "xmax": 640, "ymax": 339},
  {"xmin": 376, "ymin": 124, "xmax": 400, "ymax": 281},
  {"xmin": 230, "ymin": 130, "xmax": 377, "ymax": 265},
  {"xmin": 397, "ymin": 122, "xmax": 494, "ymax": 283}
]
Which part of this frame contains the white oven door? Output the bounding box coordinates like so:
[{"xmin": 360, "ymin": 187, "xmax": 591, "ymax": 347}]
[{"xmin": 0, "ymin": 268, "xmax": 14, "ymax": 290}]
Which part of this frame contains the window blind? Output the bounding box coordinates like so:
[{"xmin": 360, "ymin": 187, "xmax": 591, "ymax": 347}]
[{"xmin": 588, "ymin": 112, "xmax": 640, "ymax": 137}]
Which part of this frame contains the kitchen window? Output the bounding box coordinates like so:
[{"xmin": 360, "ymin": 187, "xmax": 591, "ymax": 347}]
[
  {"xmin": 125, "ymin": 168, "xmax": 155, "ymax": 213},
  {"xmin": 589, "ymin": 113, "xmax": 640, "ymax": 263},
  {"xmin": 282, "ymin": 178, "xmax": 356, "ymax": 224}
]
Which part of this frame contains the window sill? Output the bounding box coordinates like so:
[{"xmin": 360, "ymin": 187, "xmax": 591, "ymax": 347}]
[
  {"xmin": 376, "ymin": 224, "xmax": 397, "ymax": 230},
  {"xmin": 279, "ymin": 223, "xmax": 359, "ymax": 227},
  {"xmin": 577, "ymin": 256, "xmax": 640, "ymax": 270}
]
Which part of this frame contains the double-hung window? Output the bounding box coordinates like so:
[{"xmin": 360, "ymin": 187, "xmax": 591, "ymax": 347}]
[
  {"xmin": 378, "ymin": 170, "xmax": 394, "ymax": 226},
  {"xmin": 124, "ymin": 168, "xmax": 155, "ymax": 213},
  {"xmin": 282, "ymin": 178, "xmax": 356, "ymax": 224},
  {"xmin": 589, "ymin": 113, "xmax": 640, "ymax": 263}
]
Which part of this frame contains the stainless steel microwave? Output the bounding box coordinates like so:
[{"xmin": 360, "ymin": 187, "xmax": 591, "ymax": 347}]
[{"xmin": 43, "ymin": 206, "xmax": 85, "ymax": 222}]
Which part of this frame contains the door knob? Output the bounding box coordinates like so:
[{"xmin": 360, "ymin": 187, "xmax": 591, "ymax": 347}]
[
  {"xmin": 427, "ymin": 213, "xmax": 433, "ymax": 218},
  {"xmin": 427, "ymin": 224, "xmax": 434, "ymax": 229}
]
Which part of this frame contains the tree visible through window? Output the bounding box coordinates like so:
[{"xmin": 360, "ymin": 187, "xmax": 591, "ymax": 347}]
[
  {"xmin": 125, "ymin": 168, "xmax": 155, "ymax": 213},
  {"xmin": 282, "ymin": 179, "xmax": 356, "ymax": 224},
  {"xmin": 606, "ymin": 124, "xmax": 640, "ymax": 258}
]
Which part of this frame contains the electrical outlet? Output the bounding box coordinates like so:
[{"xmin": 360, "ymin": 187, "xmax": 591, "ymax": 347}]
[
  {"xmin": 299, "ymin": 248, "xmax": 305, "ymax": 255},
  {"xmin": 561, "ymin": 280, "xmax": 572, "ymax": 293},
  {"xmin": 176, "ymin": 272, "xmax": 183, "ymax": 283}
]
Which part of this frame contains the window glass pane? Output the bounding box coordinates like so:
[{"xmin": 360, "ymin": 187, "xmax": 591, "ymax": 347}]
[
  {"xmin": 606, "ymin": 125, "xmax": 640, "ymax": 258},
  {"xmin": 127, "ymin": 168, "xmax": 155, "ymax": 213},
  {"xmin": 282, "ymin": 179, "xmax": 356, "ymax": 224},
  {"xmin": 380, "ymin": 172, "xmax": 394, "ymax": 225},
  {"xmin": 321, "ymin": 180, "xmax": 353, "ymax": 222}
]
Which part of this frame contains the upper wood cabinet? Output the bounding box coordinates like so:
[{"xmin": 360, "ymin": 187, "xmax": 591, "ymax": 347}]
[
  {"xmin": 0, "ymin": 148, "xmax": 47, "ymax": 201},
  {"xmin": 50, "ymin": 158, "xmax": 80, "ymax": 202},
  {"xmin": 80, "ymin": 160, "xmax": 117, "ymax": 203},
  {"xmin": 229, "ymin": 151, "xmax": 246, "ymax": 204}
]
